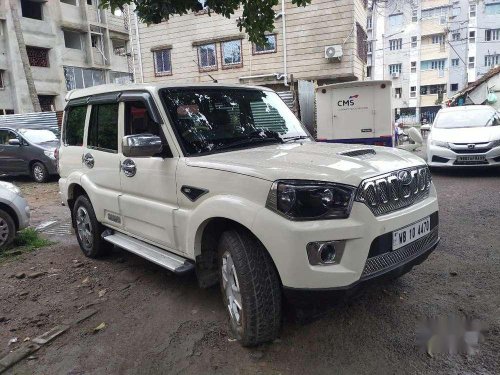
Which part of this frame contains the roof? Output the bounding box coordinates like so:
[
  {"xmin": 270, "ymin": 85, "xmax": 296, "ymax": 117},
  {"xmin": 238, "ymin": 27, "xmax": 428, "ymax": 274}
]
[
  {"xmin": 438, "ymin": 105, "xmax": 495, "ymax": 113},
  {"xmin": 65, "ymin": 82, "xmax": 273, "ymax": 101},
  {"xmin": 317, "ymin": 80, "xmax": 392, "ymax": 91},
  {"xmin": 452, "ymin": 66, "xmax": 500, "ymax": 101}
]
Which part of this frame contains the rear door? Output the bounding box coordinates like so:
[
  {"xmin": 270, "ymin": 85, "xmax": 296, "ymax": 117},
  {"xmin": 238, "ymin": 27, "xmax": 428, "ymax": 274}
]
[
  {"xmin": 82, "ymin": 101, "xmax": 122, "ymax": 225},
  {"xmin": 117, "ymin": 98, "xmax": 179, "ymax": 250}
]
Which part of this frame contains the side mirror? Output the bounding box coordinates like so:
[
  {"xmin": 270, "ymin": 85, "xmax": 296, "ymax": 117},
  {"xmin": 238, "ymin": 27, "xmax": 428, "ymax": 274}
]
[
  {"xmin": 122, "ymin": 134, "xmax": 163, "ymax": 157},
  {"xmin": 8, "ymin": 139, "xmax": 20, "ymax": 146}
]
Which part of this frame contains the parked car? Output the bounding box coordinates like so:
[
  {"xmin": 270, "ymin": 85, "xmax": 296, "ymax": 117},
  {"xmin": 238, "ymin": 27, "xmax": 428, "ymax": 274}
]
[
  {"xmin": 427, "ymin": 105, "xmax": 500, "ymax": 167},
  {"xmin": 59, "ymin": 84, "xmax": 440, "ymax": 346},
  {"xmin": 0, "ymin": 125, "xmax": 59, "ymax": 182},
  {"xmin": 0, "ymin": 181, "xmax": 30, "ymax": 249}
]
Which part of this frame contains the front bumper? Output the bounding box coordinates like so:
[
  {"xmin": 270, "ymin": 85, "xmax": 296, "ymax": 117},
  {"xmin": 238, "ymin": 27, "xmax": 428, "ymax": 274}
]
[
  {"xmin": 427, "ymin": 144, "xmax": 500, "ymax": 167},
  {"xmin": 11, "ymin": 195, "xmax": 30, "ymax": 230}
]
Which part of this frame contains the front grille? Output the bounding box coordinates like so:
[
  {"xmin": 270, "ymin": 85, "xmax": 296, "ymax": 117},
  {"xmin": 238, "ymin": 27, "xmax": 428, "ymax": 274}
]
[
  {"xmin": 451, "ymin": 148, "xmax": 491, "ymax": 154},
  {"xmin": 361, "ymin": 226, "xmax": 439, "ymax": 279},
  {"xmin": 432, "ymin": 155, "xmax": 449, "ymax": 163},
  {"xmin": 453, "ymin": 160, "xmax": 489, "ymax": 165},
  {"xmin": 356, "ymin": 166, "xmax": 432, "ymax": 216}
]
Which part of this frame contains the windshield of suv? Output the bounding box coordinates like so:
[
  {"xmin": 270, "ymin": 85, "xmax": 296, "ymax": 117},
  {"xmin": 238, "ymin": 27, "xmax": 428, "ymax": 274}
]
[
  {"xmin": 434, "ymin": 108, "xmax": 499, "ymax": 129},
  {"xmin": 18, "ymin": 128, "xmax": 59, "ymax": 144},
  {"xmin": 161, "ymin": 88, "xmax": 310, "ymax": 155}
]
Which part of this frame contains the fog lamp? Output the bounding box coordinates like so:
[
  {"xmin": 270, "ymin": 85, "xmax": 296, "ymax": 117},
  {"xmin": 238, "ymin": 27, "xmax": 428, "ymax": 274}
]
[{"xmin": 306, "ymin": 240, "xmax": 346, "ymax": 266}]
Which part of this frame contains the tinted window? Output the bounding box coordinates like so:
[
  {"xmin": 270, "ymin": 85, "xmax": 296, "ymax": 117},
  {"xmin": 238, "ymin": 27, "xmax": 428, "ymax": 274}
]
[
  {"xmin": 65, "ymin": 106, "xmax": 87, "ymax": 146},
  {"xmin": 88, "ymin": 104, "xmax": 119, "ymax": 152},
  {"xmin": 125, "ymin": 102, "xmax": 161, "ymax": 137},
  {"xmin": 0, "ymin": 130, "xmax": 18, "ymax": 145}
]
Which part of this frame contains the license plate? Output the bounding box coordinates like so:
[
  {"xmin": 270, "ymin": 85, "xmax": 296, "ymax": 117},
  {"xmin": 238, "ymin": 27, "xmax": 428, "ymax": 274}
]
[
  {"xmin": 392, "ymin": 216, "xmax": 431, "ymax": 250},
  {"xmin": 457, "ymin": 155, "xmax": 486, "ymax": 162}
]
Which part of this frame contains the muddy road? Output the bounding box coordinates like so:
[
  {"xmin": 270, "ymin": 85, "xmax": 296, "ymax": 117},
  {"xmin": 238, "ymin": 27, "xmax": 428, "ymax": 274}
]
[{"xmin": 1, "ymin": 169, "xmax": 499, "ymax": 375}]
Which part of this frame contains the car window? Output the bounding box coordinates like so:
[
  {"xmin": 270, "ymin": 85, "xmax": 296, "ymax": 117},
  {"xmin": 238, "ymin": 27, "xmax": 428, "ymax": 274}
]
[
  {"xmin": 64, "ymin": 106, "xmax": 87, "ymax": 146},
  {"xmin": 124, "ymin": 101, "xmax": 162, "ymax": 137},
  {"xmin": 434, "ymin": 108, "xmax": 499, "ymax": 128},
  {"xmin": 0, "ymin": 130, "xmax": 18, "ymax": 145},
  {"xmin": 88, "ymin": 103, "xmax": 119, "ymax": 152}
]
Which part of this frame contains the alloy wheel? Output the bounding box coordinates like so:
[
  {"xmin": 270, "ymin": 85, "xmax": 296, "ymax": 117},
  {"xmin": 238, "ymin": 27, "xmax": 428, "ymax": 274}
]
[
  {"xmin": 0, "ymin": 218, "xmax": 10, "ymax": 247},
  {"xmin": 33, "ymin": 165, "xmax": 45, "ymax": 182},
  {"xmin": 76, "ymin": 206, "xmax": 93, "ymax": 249},
  {"xmin": 221, "ymin": 251, "xmax": 243, "ymax": 326}
]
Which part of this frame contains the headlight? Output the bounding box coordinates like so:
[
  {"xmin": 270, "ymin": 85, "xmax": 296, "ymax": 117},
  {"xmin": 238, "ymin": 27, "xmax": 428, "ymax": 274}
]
[
  {"xmin": 430, "ymin": 140, "xmax": 450, "ymax": 148},
  {"xmin": 44, "ymin": 150, "xmax": 56, "ymax": 159},
  {"xmin": 0, "ymin": 181, "xmax": 22, "ymax": 196},
  {"xmin": 265, "ymin": 180, "xmax": 356, "ymax": 220}
]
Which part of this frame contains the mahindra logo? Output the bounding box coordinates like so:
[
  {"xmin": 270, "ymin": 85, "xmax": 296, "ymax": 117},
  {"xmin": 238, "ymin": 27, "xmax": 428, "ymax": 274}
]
[
  {"xmin": 467, "ymin": 144, "xmax": 476, "ymax": 149},
  {"xmin": 356, "ymin": 167, "xmax": 432, "ymax": 215},
  {"xmin": 337, "ymin": 94, "xmax": 359, "ymax": 107}
]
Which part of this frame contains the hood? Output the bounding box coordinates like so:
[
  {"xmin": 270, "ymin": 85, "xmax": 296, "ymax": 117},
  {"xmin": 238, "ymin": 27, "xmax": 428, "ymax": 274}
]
[
  {"xmin": 185, "ymin": 142, "xmax": 426, "ymax": 186},
  {"xmin": 430, "ymin": 126, "xmax": 500, "ymax": 144},
  {"xmin": 35, "ymin": 140, "xmax": 60, "ymax": 151}
]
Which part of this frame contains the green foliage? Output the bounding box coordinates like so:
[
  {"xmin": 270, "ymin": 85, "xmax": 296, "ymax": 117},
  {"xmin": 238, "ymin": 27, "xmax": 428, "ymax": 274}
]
[
  {"xmin": 0, "ymin": 228, "xmax": 53, "ymax": 263},
  {"xmin": 100, "ymin": 0, "xmax": 311, "ymax": 44}
]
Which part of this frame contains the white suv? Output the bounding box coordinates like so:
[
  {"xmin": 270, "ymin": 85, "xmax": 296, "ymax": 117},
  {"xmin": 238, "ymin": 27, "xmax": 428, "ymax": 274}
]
[{"xmin": 59, "ymin": 84, "xmax": 439, "ymax": 346}]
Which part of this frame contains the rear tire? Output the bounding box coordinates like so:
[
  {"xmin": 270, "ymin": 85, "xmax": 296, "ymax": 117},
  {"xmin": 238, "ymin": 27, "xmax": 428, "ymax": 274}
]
[
  {"xmin": 0, "ymin": 209, "xmax": 16, "ymax": 249},
  {"xmin": 72, "ymin": 195, "xmax": 110, "ymax": 258},
  {"xmin": 218, "ymin": 228, "xmax": 282, "ymax": 346},
  {"xmin": 31, "ymin": 161, "xmax": 49, "ymax": 183}
]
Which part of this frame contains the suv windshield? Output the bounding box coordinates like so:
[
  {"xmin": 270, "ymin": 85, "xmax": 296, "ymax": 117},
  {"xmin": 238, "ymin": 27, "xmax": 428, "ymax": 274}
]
[
  {"xmin": 161, "ymin": 88, "xmax": 310, "ymax": 155},
  {"xmin": 434, "ymin": 108, "xmax": 499, "ymax": 129},
  {"xmin": 18, "ymin": 128, "xmax": 59, "ymax": 144}
]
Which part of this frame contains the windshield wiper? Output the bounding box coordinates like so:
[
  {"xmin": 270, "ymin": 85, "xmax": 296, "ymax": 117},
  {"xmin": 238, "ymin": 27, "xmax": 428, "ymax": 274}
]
[
  {"xmin": 282, "ymin": 135, "xmax": 310, "ymax": 143},
  {"xmin": 215, "ymin": 135, "xmax": 282, "ymax": 151}
]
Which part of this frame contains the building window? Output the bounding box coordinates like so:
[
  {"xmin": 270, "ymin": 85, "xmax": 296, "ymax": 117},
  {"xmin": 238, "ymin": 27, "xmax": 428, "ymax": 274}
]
[
  {"xmin": 485, "ymin": 29, "xmax": 500, "ymax": 41},
  {"xmin": 421, "ymin": 59, "xmax": 446, "ymax": 70},
  {"xmin": 469, "ymin": 4, "xmax": 476, "ymax": 18},
  {"xmin": 0, "ymin": 109, "xmax": 15, "ymax": 116},
  {"xmin": 451, "ymin": 32, "xmax": 460, "ymax": 41},
  {"xmin": 420, "ymin": 85, "xmax": 446, "ymax": 95},
  {"xmin": 411, "ymin": 61, "xmax": 416, "ymax": 73},
  {"xmin": 153, "ymin": 49, "xmax": 172, "ymax": 76},
  {"xmin": 26, "ymin": 47, "xmax": 49, "ymax": 67},
  {"xmin": 60, "ymin": 0, "xmax": 78, "ymax": 5},
  {"xmin": 367, "ymin": 16, "xmax": 372, "ymax": 29},
  {"xmin": 110, "ymin": 71, "xmax": 133, "ymax": 84},
  {"xmin": 64, "ymin": 66, "xmax": 105, "ymax": 90},
  {"xmin": 485, "ymin": 54, "xmax": 500, "ymax": 67},
  {"xmin": 389, "ymin": 64, "xmax": 402, "ymax": 75},
  {"xmin": 485, "ymin": 3, "xmax": 500, "ymax": 14},
  {"xmin": 410, "ymin": 86, "xmax": 416, "ymax": 98},
  {"xmin": 21, "ymin": 0, "xmax": 43, "ymax": 20},
  {"xmin": 112, "ymin": 40, "xmax": 127, "ymax": 55},
  {"xmin": 412, "ymin": 9, "xmax": 418, "ymax": 22},
  {"xmin": 0, "ymin": 70, "xmax": 4, "ymax": 89},
  {"xmin": 367, "ymin": 41, "xmax": 372, "ymax": 53},
  {"xmin": 357, "ymin": 23, "xmax": 367, "ymax": 62},
  {"xmin": 421, "ymin": 6, "xmax": 448, "ymax": 20},
  {"xmin": 389, "ymin": 38, "xmax": 402, "ymax": 51},
  {"xmin": 451, "ymin": 58, "xmax": 459, "ymax": 67},
  {"xmin": 63, "ymin": 30, "xmax": 82, "ymax": 50},
  {"xmin": 88, "ymin": 103, "xmax": 119, "ymax": 153},
  {"xmin": 468, "ymin": 56, "xmax": 475, "ymax": 68},
  {"xmin": 366, "ymin": 66, "xmax": 372, "ymax": 78},
  {"xmin": 394, "ymin": 87, "xmax": 402, "ymax": 99},
  {"xmin": 198, "ymin": 43, "xmax": 217, "ymax": 71},
  {"xmin": 431, "ymin": 34, "xmax": 445, "ymax": 44},
  {"xmin": 253, "ymin": 34, "xmax": 277, "ymax": 54},
  {"xmin": 469, "ymin": 31, "xmax": 475, "ymax": 43},
  {"xmin": 388, "ymin": 14, "xmax": 404, "ymax": 28},
  {"xmin": 450, "ymin": 83, "xmax": 459, "ymax": 92},
  {"xmin": 411, "ymin": 36, "xmax": 417, "ymax": 48},
  {"xmin": 38, "ymin": 95, "xmax": 55, "ymax": 112},
  {"xmin": 221, "ymin": 40, "xmax": 242, "ymax": 68}
]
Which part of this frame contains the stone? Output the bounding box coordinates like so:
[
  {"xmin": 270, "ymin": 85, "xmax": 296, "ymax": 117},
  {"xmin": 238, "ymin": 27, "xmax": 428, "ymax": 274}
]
[
  {"xmin": 27, "ymin": 272, "xmax": 45, "ymax": 279},
  {"xmin": 15, "ymin": 273, "xmax": 26, "ymax": 279},
  {"xmin": 19, "ymin": 291, "xmax": 29, "ymax": 297}
]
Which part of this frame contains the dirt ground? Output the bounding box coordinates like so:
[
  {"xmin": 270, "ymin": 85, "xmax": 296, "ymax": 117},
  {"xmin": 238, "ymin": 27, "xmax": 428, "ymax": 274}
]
[{"xmin": 0, "ymin": 168, "xmax": 499, "ymax": 375}]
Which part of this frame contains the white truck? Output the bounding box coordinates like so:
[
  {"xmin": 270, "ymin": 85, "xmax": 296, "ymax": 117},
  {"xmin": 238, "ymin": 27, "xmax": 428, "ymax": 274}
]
[{"xmin": 316, "ymin": 80, "xmax": 394, "ymax": 147}]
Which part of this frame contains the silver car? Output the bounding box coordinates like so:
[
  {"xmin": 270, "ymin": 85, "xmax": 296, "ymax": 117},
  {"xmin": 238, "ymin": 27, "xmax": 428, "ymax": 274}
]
[{"xmin": 0, "ymin": 181, "xmax": 30, "ymax": 248}]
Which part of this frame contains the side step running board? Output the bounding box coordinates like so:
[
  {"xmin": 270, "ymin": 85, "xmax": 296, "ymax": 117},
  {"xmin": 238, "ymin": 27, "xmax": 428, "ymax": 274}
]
[{"xmin": 102, "ymin": 231, "xmax": 194, "ymax": 274}]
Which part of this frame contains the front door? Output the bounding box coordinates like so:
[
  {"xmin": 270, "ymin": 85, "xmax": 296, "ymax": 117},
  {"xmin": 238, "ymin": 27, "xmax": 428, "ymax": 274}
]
[
  {"xmin": 82, "ymin": 102, "xmax": 122, "ymax": 225},
  {"xmin": 118, "ymin": 100, "xmax": 179, "ymax": 251},
  {"xmin": 0, "ymin": 129, "xmax": 28, "ymax": 174}
]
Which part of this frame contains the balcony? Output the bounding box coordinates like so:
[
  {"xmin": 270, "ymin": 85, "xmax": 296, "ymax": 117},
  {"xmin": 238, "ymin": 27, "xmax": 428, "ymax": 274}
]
[
  {"xmin": 420, "ymin": 69, "xmax": 448, "ymax": 85},
  {"xmin": 59, "ymin": 2, "xmax": 84, "ymax": 25},
  {"xmin": 420, "ymin": 43, "xmax": 448, "ymax": 60},
  {"xmin": 420, "ymin": 20, "xmax": 447, "ymax": 36},
  {"xmin": 420, "ymin": 94, "xmax": 442, "ymax": 107}
]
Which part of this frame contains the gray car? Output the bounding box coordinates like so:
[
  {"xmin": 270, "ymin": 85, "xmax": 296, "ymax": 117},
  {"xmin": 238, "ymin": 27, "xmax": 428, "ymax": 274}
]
[
  {"xmin": 0, "ymin": 126, "xmax": 59, "ymax": 183},
  {"xmin": 0, "ymin": 181, "xmax": 30, "ymax": 248}
]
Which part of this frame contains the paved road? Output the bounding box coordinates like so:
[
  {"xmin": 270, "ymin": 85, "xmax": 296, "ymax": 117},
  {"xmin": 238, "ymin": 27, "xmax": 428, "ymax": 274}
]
[{"xmin": 1, "ymin": 167, "xmax": 499, "ymax": 375}]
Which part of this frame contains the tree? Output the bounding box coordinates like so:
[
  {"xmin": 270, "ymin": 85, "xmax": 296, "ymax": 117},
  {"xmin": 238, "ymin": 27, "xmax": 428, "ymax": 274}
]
[
  {"xmin": 100, "ymin": 0, "xmax": 311, "ymax": 44},
  {"xmin": 9, "ymin": 0, "xmax": 41, "ymax": 112}
]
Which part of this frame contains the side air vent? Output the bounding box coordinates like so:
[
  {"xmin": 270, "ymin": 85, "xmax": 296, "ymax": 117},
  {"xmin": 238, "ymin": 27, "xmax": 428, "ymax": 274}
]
[{"xmin": 339, "ymin": 149, "xmax": 377, "ymax": 158}]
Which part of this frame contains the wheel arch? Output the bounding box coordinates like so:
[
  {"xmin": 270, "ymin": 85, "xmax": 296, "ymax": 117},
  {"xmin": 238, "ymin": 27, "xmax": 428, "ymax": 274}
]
[{"xmin": 0, "ymin": 202, "xmax": 19, "ymax": 231}]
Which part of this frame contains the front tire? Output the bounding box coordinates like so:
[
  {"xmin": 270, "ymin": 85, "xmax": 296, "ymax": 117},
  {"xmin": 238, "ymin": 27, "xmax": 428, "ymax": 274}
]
[
  {"xmin": 72, "ymin": 195, "xmax": 109, "ymax": 258},
  {"xmin": 0, "ymin": 209, "xmax": 16, "ymax": 249},
  {"xmin": 31, "ymin": 161, "xmax": 49, "ymax": 183},
  {"xmin": 218, "ymin": 229, "xmax": 282, "ymax": 346}
]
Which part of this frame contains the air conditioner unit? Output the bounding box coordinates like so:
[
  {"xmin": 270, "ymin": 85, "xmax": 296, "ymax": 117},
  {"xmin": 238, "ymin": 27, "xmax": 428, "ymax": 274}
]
[
  {"xmin": 391, "ymin": 72, "xmax": 400, "ymax": 78},
  {"xmin": 325, "ymin": 45, "xmax": 343, "ymax": 59}
]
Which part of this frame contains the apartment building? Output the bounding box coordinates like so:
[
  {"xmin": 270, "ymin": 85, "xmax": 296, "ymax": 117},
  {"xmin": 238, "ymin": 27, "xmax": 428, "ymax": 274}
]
[
  {"xmin": 129, "ymin": 0, "xmax": 368, "ymax": 125},
  {"xmin": 367, "ymin": 0, "xmax": 500, "ymax": 123},
  {"xmin": 0, "ymin": 0, "xmax": 133, "ymax": 114}
]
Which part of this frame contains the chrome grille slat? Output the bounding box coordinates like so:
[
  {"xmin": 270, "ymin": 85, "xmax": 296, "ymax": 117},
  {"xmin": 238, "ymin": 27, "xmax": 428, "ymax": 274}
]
[
  {"xmin": 361, "ymin": 226, "xmax": 439, "ymax": 278},
  {"xmin": 356, "ymin": 166, "xmax": 432, "ymax": 216}
]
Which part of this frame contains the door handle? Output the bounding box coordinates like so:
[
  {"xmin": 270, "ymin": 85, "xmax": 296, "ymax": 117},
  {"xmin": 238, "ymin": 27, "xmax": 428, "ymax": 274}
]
[
  {"xmin": 83, "ymin": 153, "xmax": 94, "ymax": 168},
  {"xmin": 121, "ymin": 159, "xmax": 136, "ymax": 177}
]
